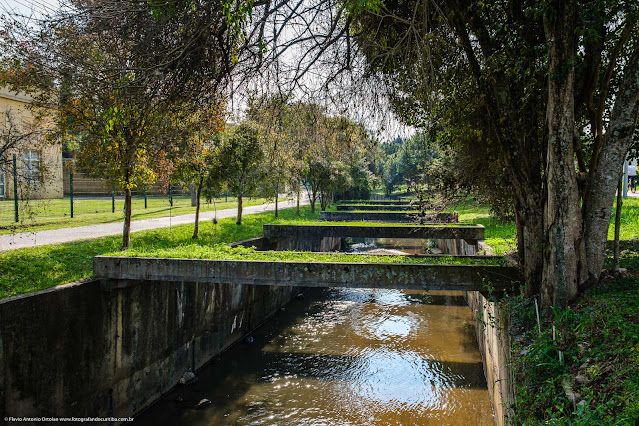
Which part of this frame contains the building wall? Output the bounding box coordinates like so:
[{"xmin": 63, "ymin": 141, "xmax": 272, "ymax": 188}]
[{"xmin": 0, "ymin": 90, "xmax": 63, "ymax": 200}]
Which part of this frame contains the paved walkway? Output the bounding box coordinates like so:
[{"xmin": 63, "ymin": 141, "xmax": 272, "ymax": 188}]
[{"xmin": 0, "ymin": 198, "xmax": 308, "ymax": 251}]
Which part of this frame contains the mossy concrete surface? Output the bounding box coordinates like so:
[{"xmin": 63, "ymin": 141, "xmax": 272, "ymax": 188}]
[
  {"xmin": 337, "ymin": 204, "xmax": 420, "ymax": 211},
  {"xmin": 339, "ymin": 199, "xmax": 412, "ymax": 204},
  {"xmin": 263, "ymin": 223, "xmax": 484, "ymax": 241},
  {"xmin": 94, "ymin": 256, "xmax": 521, "ymax": 292},
  {"xmin": 319, "ymin": 211, "xmax": 458, "ymax": 223}
]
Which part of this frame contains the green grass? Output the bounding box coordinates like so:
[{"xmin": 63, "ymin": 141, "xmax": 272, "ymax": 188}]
[
  {"xmin": 609, "ymin": 197, "xmax": 639, "ymax": 241},
  {"xmin": 111, "ymin": 244, "xmax": 505, "ymax": 265},
  {"xmin": 0, "ymin": 195, "xmax": 271, "ymax": 235},
  {"xmin": 0, "ymin": 205, "xmax": 314, "ymax": 299},
  {"xmin": 505, "ymin": 197, "xmax": 639, "ymax": 424},
  {"xmin": 3, "ymin": 197, "xmax": 635, "ymax": 300},
  {"xmin": 441, "ymin": 199, "xmax": 518, "ymax": 255},
  {"xmin": 509, "ymin": 276, "xmax": 639, "ymax": 424}
]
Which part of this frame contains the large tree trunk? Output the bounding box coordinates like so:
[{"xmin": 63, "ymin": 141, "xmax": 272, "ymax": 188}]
[
  {"xmin": 513, "ymin": 193, "xmax": 544, "ymax": 297},
  {"xmin": 583, "ymin": 43, "xmax": 639, "ymax": 284},
  {"xmin": 236, "ymin": 194, "xmax": 243, "ymax": 225},
  {"xmin": 542, "ymin": 1, "xmax": 586, "ymax": 308},
  {"xmin": 192, "ymin": 177, "xmax": 203, "ymax": 239},
  {"xmin": 122, "ymin": 185, "xmax": 132, "ymax": 250}
]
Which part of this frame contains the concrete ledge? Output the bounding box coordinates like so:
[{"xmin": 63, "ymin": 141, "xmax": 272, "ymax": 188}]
[
  {"xmin": 337, "ymin": 204, "xmax": 420, "ymax": 211},
  {"xmin": 320, "ymin": 211, "xmax": 458, "ymax": 223},
  {"xmin": 94, "ymin": 256, "xmax": 521, "ymax": 292},
  {"xmin": 340, "ymin": 199, "xmax": 411, "ymax": 204},
  {"xmin": 227, "ymin": 236, "xmax": 277, "ymax": 250},
  {"xmin": 263, "ymin": 224, "xmax": 484, "ymax": 240}
]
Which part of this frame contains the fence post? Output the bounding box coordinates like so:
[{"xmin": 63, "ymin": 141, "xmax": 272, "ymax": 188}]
[
  {"xmin": 111, "ymin": 184, "xmax": 115, "ymax": 213},
  {"xmin": 69, "ymin": 167, "xmax": 74, "ymax": 218},
  {"xmin": 144, "ymin": 186, "xmax": 147, "ymax": 209},
  {"xmin": 12, "ymin": 154, "xmax": 18, "ymax": 223},
  {"xmin": 169, "ymin": 184, "xmax": 173, "ymax": 207},
  {"xmin": 623, "ymin": 159, "xmax": 629, "ymax": 199}
]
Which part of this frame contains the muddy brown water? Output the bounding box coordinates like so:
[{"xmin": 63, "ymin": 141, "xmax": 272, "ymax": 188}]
[{"xmin": 133, "ymin": 287, "xmax": 494, "ymax": 425}]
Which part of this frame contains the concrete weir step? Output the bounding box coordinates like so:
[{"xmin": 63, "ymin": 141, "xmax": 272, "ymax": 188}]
[
  {"xmin": 336, "ymin": 204, "xmax": 421, "ymax": 211},
  {"xmin": 320, "ymin": 211, "xmax": 458, "ymax": 223},
  {"xmin": 263, "ymin": 224, "xmax": 484, "ymax": 241},
  {"xmin": 94, "ymin": 256, "xmax": 521, "ymax": 292},
  {"xmin": 339, "ymin": 199, "xmax": 412, "ymax": 204}
]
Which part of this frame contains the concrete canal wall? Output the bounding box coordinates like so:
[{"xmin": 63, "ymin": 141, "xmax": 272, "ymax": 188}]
[
  {"xmin": 0, "ymin": 278, "xmax": 299, "ymax": 419},
  {"xmin": 465, "ymin": 290, "xmax": 515, "ymax": 426},
  {"xmin": 320, "ymin": 211, "xmax": 458, "ymax": 223},
  {"xmin": 337, "ymin": 204, "xmax": 420, "ymax": 211}
]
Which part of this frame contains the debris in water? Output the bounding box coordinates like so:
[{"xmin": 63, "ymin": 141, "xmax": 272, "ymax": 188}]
[
  {"xmin": 196, "ymin": 398, "xmax": 211, "ymax": 409},
  {"xmin": 245, "ymin": 335, "xmax": 255, "ymax": 344},
  {"xmin": 179, "ymin": 371, "xmax": 197, "ymax": 385}
]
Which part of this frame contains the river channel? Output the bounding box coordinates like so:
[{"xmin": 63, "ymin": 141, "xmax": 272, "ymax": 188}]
[{"xmin": 134, "ymin": 286, "xmax": 494, "ymax": 425}]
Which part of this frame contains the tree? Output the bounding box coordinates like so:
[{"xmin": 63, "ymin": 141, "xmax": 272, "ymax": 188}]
[
  {"xmin": 246, "ymin": 95, "xmax": 294, "ymax": 218},
  {"xmin": 349, "ymin": 0, "xmax": 639, "ymax": 309},
  {"xmin": 206, "ymin": 122, "xmax": 264, "ymax": 225},
  {"xmin": 0, "ymin": 0, "xmax": 244, "ymax": 249},
  {"xmin": 173, "ymin": 105, "xmax": 225, "ymax": 239}
]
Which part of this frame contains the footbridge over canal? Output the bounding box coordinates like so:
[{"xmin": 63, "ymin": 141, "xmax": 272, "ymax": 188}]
[{"xmin": 94, "ymin": 256, "xmax": 521, "ymax": 293}]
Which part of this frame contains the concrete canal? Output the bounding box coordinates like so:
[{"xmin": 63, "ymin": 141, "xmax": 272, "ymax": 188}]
[{"xmin": 134, "ymin": 286, "xmax": 493, "ymax": 425}]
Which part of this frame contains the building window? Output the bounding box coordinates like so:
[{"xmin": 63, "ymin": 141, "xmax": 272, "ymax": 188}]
[{"xmin": 23, "ymin": 149, "xmax": 41, "ymax": 184}]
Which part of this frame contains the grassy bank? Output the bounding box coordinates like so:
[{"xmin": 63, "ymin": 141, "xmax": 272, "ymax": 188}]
[
  {"xmin": 0, "ymin": 195, "xmax": 271, "ymax": 235},
  {"xmin": 0, "ymin": 206, "xmax": 314, "ymax": 299},
  {"xmin": 113, "ymin": 244, "xmax": 505, "ymax": 265},
  {"xmin": 509, "ymin": 275, "xmax": 639, "ymax": 424},
  {"xmin": 3, "ymin": 197, "xmax": 636, "ymax": 302},
  {"xmin": 504, "ymin": 198, "xmax": 639, "ymax": 424}
]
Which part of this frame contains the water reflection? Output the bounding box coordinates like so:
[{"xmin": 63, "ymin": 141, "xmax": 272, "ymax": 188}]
[{"xmin": 134, "ymin": 288, "xmax": 493, "ymax": 425}]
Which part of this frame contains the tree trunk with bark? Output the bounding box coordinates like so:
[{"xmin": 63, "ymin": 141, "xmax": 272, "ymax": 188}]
[
  {"xmin": 192, "ymin": 177, "xmax": 203, "ymax": 239},
  {"xmin": 583, "ymin": 43, "xmax": 639, "ymax": 285},
  {"xmin": 541, "ymin": 1, "xmax": 587, "ymax": 308},
  {"xmin": 122, "ymin": 185, "xmax": 132, "ymax": 250},
  {"xmin": 236, "ymin": 194, "xmax": 243, "ymax": 225}
]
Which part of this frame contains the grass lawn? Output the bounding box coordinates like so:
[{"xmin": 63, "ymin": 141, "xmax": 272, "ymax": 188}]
[
  {"xmin": 2, "ymin": 197, "xmax": 637, "ymax": 300},
  {"xmin": 0, "ymin": 195, "xmax": 271, "ymax": 235},
  {"xmin": 115, "ymin": 244, "xmax": 505, "ymax": 265},
  {"xmin": 0, "ymin": 206, "xmax": 318, "ymax": 299}
]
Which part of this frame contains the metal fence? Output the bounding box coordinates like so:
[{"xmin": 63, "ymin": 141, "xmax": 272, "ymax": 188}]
[{"xmin": 0, "ymin": 187, "xmax": 245, "ymax": 230}]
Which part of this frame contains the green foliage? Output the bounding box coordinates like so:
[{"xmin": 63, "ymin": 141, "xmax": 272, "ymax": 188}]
[{"xmin": 204, "ymin": 122, "xmax": 265, "ymax": 199}]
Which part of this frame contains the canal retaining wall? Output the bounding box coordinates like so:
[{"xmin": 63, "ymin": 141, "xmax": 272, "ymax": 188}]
[
  {"xmin": 465, "ymin": 291, "xmax": 515, "ymax": 425},
  {"xmin": 0, "ymin": 278, "xmax": 299, "ymax": 419},
  {"xmin": 320, "ymin": 211, "xmax": 458, "ymax": 223}
]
